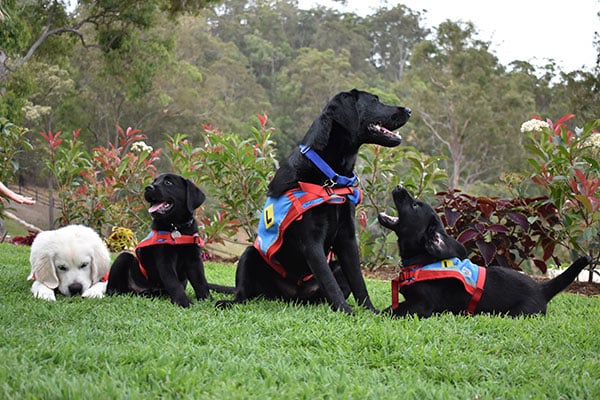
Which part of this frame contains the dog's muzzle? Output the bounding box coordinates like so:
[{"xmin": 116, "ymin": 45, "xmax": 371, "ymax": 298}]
[{"xmin": 68, "ymin": 283, "xmax": 83, "ymax": 296}]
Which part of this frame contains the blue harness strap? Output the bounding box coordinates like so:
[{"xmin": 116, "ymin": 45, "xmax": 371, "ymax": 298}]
[
  {"xmin": 391, "ymin": 258, "xmax": 487, "ymax": 315},
  {"xmin": 299, "ymin": 144, "xmax": 358, "ymax": 187},
  {"xmin": 254, "ymin": 181, "xmax": 362, "ymax": 279}
]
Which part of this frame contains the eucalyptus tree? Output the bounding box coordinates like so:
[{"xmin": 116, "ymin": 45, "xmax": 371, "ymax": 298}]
[
  {"xmin": 0, "ymin": 0, "xmax": 221, "ymax": 122},
  {"xmin": 305, "ymin": 7, "xmax": 373, "ymax": 74},
  {"xmin": 404, "ymin": 21, "xmax": 535, "ymax": 190},
  {"xmin": 272, "ymin": 47, "xmax": 366, "ymax": 156},
  {"xmin": 366, "ymin": 4, "xmax": 429, "ymax": 81}
]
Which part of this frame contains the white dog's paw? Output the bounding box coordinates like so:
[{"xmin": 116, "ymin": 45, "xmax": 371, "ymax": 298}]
[
  {"xmin": 31, "ymin": 281, "xmax": 56, "ymax": 301},
  {"xmin": 82, "ymin": 281, "xmax": 107, "ymax": 299}
]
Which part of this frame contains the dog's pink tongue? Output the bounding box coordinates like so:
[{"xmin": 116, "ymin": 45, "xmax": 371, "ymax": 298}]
[{"xmin": 148, "ymin": 202, "xmax": 168, "ymax": 213}]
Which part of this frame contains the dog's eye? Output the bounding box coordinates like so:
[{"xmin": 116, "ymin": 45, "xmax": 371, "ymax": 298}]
[
  {"xmin": 79, "ymin": 263, "xmax": 89, "ymax": 269},
  {"xmin": 57, "ymin": 265, "xmax": 67, "ymax": 271},
  {"xmin": 412, "ymin": 202, "xmax": 420, "ymax": 209},
  {"xmin": 165, "ymin": 179, "xmax": 173, "ymax": 185}
]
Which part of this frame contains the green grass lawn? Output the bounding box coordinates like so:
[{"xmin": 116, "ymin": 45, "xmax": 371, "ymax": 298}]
[{"xmin": 1, "ymin": 243, "xmax": 599, "ymax": 399}]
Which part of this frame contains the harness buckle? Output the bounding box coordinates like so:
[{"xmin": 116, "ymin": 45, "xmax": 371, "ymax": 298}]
[
  {"xmin": 397, "ymin": 269, "xmax": 416, "ymax": 283},
  {"xmin": 323, "ymin": 178, "xmax": 336, "ymax": 188}
]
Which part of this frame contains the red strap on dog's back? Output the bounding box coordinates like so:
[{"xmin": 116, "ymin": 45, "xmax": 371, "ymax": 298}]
[
  {"xmin": 135, "ymin": 230, "xmax": 204, "ymax": 280},
  {"xmin": 466, "ymin": 266, "xmax": 486, "ymax": 315},
  {"xmin": 391, "ymin": 268, "xmax": 418, "ymax": 309},
  {"xmin": 391, "ymin": 278, "xmax": 399, "ymax": 309},
  {"xmin": 391, "ymin": 260, "xmax": 486, "ymax": 315}
]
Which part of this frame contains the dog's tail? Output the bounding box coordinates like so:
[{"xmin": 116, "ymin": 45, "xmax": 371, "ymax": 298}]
[
  {"xmin": 208, "ymin": 283, "xmax": 236, "ymax": 294},
  {"xmin": 540, "ymin": 256, "xmax": 591, "ymax": 301}
]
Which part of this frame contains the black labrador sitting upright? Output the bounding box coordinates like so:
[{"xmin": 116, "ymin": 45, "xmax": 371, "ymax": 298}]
[
  {"xmin": 107, "ymin": 173, "xmax": 212, "ymax": 307},
  {"xmin": 216, "ymin": 89, "xmax": 411, "ymax": 313},
  {"xmin": 378, "ymin": 186, "xmax": 591, "ymax": 317}
]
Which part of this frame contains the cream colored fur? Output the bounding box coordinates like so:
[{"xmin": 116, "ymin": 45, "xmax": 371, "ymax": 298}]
[{"xmin": 29, "ymin": 225, "xmax": 110, "ymax": 301}]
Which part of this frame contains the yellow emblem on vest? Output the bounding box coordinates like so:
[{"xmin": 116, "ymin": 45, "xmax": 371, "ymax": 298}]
[
  {"xmin": 264, "ymin": 203, "xmax": 275, "ymax": 229},
  {"xmin": 441, "ymin": 259, "xmax": 455, "ymax": 268}
]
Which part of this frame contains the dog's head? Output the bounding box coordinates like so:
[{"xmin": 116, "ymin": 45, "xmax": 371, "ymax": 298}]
[
  {"xmin": 29, "ymin": 225, "xmax": 111, "ymax": 296},
  {"xmin": 145, "ymin": 173, "xmax": 206, "ymax": 225},
  {"xmin": 378, "ymin": 186, "xmax": 467, "ymax": 264},
  {"xmin": 305, "ymin": 89, "xmax": 411, "ymax": 150}
]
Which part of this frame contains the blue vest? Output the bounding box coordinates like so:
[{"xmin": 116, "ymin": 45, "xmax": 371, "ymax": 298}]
[
  {"xmin": 254, "ymin": 181, "xmax": 361, "ymax": 279},
  {"xmin": 392, "ymin": 258, "xmax": 487, "ymax": 314}
]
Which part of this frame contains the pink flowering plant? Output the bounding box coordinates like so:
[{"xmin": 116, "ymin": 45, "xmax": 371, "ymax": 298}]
[
  {"xmin": 522, "ymin": 115, "xmax": 599, "ymax": 278},
  {"xmin": 84, "ymin": 126, "xmax": 160, "ymax": 232},
  {"xmin": 165, "ymin": 114, "xmax": 278, "ymax": 253},
  {"xmin": 41, "ymin": 125, "xmax": 160, "ymax": 233},
  {"xmin": 162, "ymin": 132, "xmax": 231, "ymax": 249}
]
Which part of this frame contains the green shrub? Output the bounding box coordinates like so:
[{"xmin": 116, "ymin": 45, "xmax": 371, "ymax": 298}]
[{"xmin": 522, "ymin": 115, "xmax": 599, "ymax": 276}]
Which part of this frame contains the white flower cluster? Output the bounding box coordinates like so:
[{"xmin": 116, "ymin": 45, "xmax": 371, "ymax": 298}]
[
  {"xmin": 21, "ymin": 101, "xmax": 52, "ymax": 123},
  {"xmin": 131, "ymin": 141, "xmax": 153, "ymax": 154},
  {"xmin": 520, "ymin": 119, "xmax": 550, "ymax": 133},
  {"xmin": 585, "ymin": 133, "xmax": 600, "ymax": 148}
]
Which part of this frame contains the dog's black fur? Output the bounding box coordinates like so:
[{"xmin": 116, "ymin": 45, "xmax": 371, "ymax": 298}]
[
  {"xmin": 107, "ymin": 173, "xmax": 213, "ymax": 307},
  {"xmin": 378, "ymin": 186, "xmax": 591, "ymax": 317},
  {"xmin": 216, "ymin": 89, "xmax": 411, "ymax": 313}
]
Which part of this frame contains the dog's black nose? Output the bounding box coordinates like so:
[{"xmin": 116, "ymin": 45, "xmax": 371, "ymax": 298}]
[
  {"xmin": 405, "ymin": 108, "xmax": 412, "ymax": 116},
  {"xmin": 68, "ymin": 283, "xmax": 83, "ymax": 295}
]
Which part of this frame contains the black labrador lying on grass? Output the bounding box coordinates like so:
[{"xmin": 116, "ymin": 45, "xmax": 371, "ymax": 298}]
[
  {"xmin": 216, "ymin": 89, "xmax": 411, "ymax": 313},
  {"xmin": 107, "ymin": 173, "xmax": 215, "ymax": 307},
  {"xmin": 378, "ymin": 186, "xmax": 591, "ymax": 317}
]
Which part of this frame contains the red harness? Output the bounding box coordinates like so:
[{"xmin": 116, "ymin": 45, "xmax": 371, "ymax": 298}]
[
  {"xmin": 391, "ymin": 258, "xmax": 487, "ymax": 315},
  {"xmin": 253, "ymin": 182, "xmax": 362, "ymax": 283},
  {"xmin": 135, "ymin": 230, "xmax": 204, "ymax": 280}
]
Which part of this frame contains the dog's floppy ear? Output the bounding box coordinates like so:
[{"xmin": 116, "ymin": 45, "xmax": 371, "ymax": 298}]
[
  {"xmin": 328, "ymin": 90, "xmax": 360, "ymax": 136},
  {"xmin": 305, "ymin": 90, "xmax": 359, "ymax": 150},
  {"xmin": 90, "ymin": 243, "xmax": 111, "ymax": 284},
  {"xmin": 424, "ymin": 218, "xmax": 468, "ymax": 260},
  {"xmin": 185, "ymin": 178, "xmax": 206, "ymax": 212},
  {"xmin": 29, "ymin": 252, "xmax": 59, "ymax": 289}
]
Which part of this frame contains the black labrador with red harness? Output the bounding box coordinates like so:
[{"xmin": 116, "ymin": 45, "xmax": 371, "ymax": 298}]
[
  {"xmin": 378, "ymin": 186, "xmax": 591, "ymax": 317},
  {"xmin": 107, "ymin": 173, "xmax": 213, "ymax": 307},
  {"xmin": 216, "ymin": 89, "xmax": 411, "ymax": 313}
]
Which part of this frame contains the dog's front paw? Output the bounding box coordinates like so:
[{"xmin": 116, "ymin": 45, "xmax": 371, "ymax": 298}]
[
  {"xmin": 215, "ymin": 299, "xmax": 234, "ymax": 309},
  {"xmin": 363, "ymin": 303, "xmax": 379, "ymax": 314},
  {"xmin": 332, "ymin": 302, "xmax": 353, "ymax": 315},
  {"xmin": 31, "ymin": 281, "xmax": 56, "ymax": 301},
  {"xmin": 171, "ymin": 294, "xmax": 191, "ymax": 308},
  {"xmin": 196, "ymin": 293, "xmax": 212, "ymax": 301},
  {"xmin": 194, "ymin": 287, "xmax": 211, "ymax": 301},
  {"xmin": 82, "ymin": 282, "xmax": 107, "ymax": 299}
]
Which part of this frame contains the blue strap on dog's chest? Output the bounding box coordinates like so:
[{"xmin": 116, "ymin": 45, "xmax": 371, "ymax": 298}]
[{"xmin": 299, "ymin": 144, "xmax": 358, "ymax": 187}]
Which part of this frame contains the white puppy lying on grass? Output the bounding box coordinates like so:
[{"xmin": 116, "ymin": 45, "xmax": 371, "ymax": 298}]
[{"xmin": 29, "ymin": 224, "xmax": 110, "ymax": 301}]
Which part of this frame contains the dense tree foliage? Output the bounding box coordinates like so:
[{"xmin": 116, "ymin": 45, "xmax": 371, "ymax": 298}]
[
  {"xmin": 403, "ymin": 21, "xmax": 534, "ymax": 189},
  {"xmin": 1, "ymin": 0, "xmax": 598, "ymax": 190}
]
